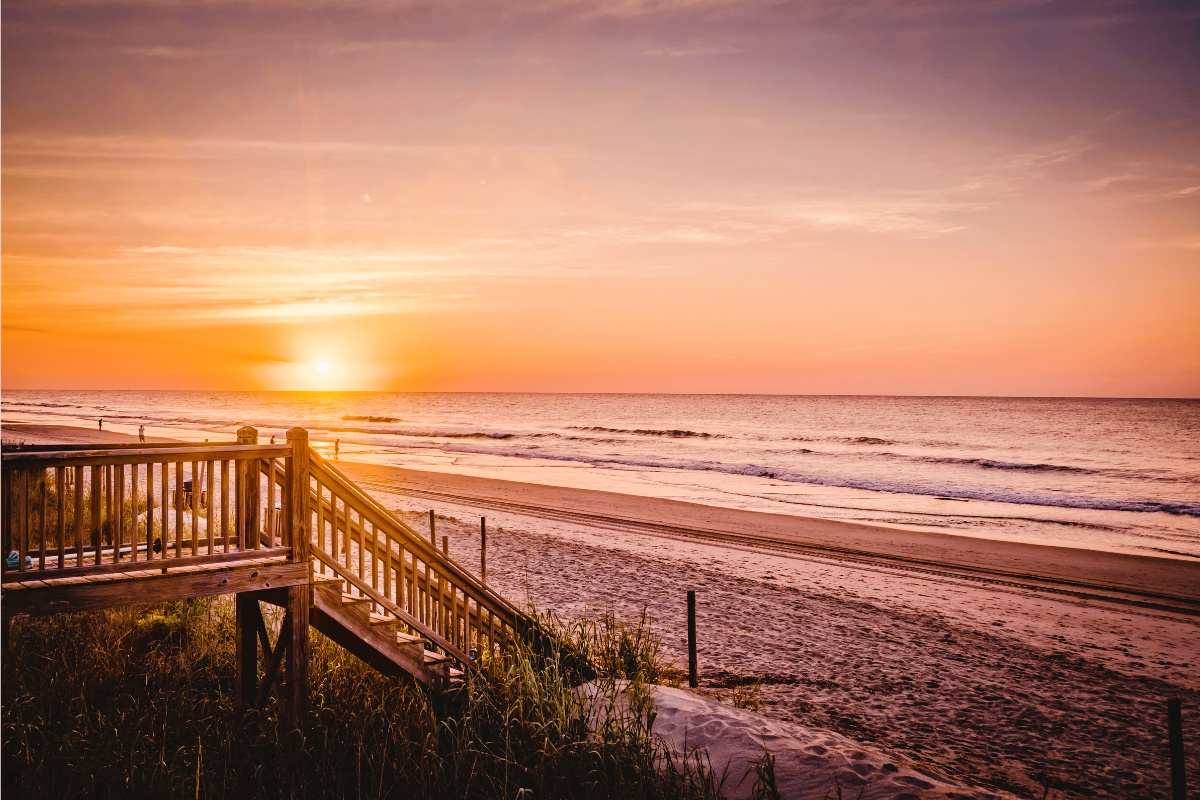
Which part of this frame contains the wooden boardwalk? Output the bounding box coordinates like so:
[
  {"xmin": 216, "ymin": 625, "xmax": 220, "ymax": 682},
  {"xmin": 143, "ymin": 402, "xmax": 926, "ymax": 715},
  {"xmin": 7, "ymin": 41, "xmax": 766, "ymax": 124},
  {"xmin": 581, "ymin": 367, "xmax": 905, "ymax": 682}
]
[{"xmin": 1, "ymin": 427, "xmax": 522, "ymax": 732}]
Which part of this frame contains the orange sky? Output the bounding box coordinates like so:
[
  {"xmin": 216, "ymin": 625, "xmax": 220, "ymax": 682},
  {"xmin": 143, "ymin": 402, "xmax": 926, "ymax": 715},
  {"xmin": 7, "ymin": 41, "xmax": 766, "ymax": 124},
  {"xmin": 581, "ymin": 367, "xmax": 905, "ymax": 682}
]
[{"xmin": 3, "ymin": 1, "xmax": 1199, "ymax": 395}]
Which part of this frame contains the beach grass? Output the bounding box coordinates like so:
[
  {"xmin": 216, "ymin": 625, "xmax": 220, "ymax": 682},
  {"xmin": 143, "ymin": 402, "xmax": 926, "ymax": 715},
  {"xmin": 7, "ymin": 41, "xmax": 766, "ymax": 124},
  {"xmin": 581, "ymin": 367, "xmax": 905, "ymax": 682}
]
[{"xmin": 2, "ymin": 597, "xmax": 728, "ymax": 799}]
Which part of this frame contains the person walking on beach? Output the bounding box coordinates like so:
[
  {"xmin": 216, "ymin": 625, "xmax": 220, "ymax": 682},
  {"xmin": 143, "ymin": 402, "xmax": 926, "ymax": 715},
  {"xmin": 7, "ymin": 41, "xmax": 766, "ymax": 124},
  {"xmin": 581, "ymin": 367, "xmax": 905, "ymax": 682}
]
[
  {"xmin": 138, "ymin": 425, "xmax": 146, "ymax": 443},
  {"xmin": 98, "ymin": 418, "xmax": 103, "ymax": 430},
  {"xmin": 334, "ymin": 439, "xmax": 340, "ymax": 460}
]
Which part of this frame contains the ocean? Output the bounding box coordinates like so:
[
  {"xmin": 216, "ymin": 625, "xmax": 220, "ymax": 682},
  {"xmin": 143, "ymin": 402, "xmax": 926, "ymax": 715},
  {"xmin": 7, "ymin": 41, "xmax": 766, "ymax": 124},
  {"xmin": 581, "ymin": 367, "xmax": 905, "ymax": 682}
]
[{"xmin": 3, "ymin": 392, "xmax": 1198, "ymax": 558}]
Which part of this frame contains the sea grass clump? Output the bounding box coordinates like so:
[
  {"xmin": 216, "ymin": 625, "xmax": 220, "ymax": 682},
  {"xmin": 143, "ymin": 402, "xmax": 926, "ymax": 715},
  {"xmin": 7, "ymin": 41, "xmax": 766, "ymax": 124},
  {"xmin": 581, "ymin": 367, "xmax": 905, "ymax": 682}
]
[{"xmin": 2, "ymin": 598, "xmax": 724, "ymax": 799}]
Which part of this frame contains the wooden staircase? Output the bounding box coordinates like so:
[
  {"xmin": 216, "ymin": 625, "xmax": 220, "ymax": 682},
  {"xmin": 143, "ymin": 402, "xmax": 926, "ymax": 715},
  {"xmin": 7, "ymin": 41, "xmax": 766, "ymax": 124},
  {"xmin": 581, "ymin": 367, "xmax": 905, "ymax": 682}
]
[
  {"xmin": 308, "ymin": 575, "xmax": 462, "ymax": 691},
  {"xmin": 285, "ymin": 447, "xmax": 518, "ymax": 692}
]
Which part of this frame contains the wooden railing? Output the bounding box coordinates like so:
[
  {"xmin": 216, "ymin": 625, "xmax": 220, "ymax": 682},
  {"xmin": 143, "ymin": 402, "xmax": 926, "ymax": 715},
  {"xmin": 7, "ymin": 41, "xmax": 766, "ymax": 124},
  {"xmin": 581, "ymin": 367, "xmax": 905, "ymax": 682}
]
[
  {"xmin": 2, "ymin": 428, "xmax": 520, "ymax": 670},
  {"xmin": 304, "ymin": 453, "xmax": 519, "ymax": 665},
  {"xmin": 2, "ymin": 437, "xmax": 295, "ymax": 580}
]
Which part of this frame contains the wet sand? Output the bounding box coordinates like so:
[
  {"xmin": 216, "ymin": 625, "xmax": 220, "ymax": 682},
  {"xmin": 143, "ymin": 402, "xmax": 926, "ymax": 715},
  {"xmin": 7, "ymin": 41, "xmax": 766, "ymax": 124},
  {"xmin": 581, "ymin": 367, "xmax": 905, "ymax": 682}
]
[
  {"xmin": 1, "ymin": 422, "xmax": 186, "ymax": 446},
  {"xmin": 335, "ymin": 461, "xmax": 1200, "ymax": 608}
]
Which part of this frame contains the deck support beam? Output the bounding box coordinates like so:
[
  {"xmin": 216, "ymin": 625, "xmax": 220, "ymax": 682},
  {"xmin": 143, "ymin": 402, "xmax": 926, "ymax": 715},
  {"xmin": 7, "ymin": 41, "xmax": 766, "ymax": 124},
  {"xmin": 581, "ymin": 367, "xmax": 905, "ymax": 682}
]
[
  {"xmin": 235, "ymin": 593, "xmax": 261, "ymax": 709},
  {"xmin": 233, "ymin": 585, "xmax": 309, "ymax": 737},
  {"xmin": 1, "ymin": 559, "xmax": 307, "ymax": 620},
  {"xmin": 281, "ymin": 584, "xmax": 310, "ymax": 737}
]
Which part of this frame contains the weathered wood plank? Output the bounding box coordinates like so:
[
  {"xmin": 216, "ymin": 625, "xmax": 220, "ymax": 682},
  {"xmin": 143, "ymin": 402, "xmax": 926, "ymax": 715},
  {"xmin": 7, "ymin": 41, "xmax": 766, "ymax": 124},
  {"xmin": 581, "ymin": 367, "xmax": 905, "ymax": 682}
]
[
  {"xmin": 1, "ymin": 547, "xmax": 292, "ymax": 584},
  {"xmin": 1, "ymin": 559, "xmax": 308, "ymax": 619}
]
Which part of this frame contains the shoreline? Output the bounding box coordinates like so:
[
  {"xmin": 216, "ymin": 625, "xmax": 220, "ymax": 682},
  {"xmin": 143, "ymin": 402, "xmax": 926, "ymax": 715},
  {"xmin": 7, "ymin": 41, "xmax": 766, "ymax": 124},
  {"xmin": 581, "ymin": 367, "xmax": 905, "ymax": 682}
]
[{"xmin": 334, "ymin": 460, "xmax": 1200, "ymax": 608}]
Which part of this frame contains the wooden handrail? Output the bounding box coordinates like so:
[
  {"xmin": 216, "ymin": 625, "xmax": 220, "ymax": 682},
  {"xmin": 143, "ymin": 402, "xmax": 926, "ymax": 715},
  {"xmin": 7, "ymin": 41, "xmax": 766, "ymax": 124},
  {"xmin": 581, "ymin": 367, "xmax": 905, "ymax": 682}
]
[
  {"xmin": 2, "ymin": 442, "xmax": 238, "ymax": 453},
  {"xmin": 2, "ymin": 444, "xmax": 289, "ymax": 468},
  {"xmin": 307, "ymin": 456, "xmax": 521, "ymax": 622},
  {"xmin": 305, "ymin": 454, "xmax": 520, "ymax": 666}
]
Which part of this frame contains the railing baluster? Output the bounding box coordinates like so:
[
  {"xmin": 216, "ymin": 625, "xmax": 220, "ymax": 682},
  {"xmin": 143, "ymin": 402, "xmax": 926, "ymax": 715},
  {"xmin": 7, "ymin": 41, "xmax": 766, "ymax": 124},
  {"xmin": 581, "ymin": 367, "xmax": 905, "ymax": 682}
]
[
  {"xmin": 332, "ymin": 495, "xmax": 342, "ymax": 570},
  {"xmin": 147, "ymin": 461, "xmax": 155, "ymax": 561},
  {"xmin": 205, "ymin": 460, "xmax": 214, "ymax": 555},
  {"xmin": 74, "ymin": 466, "xmax": 84, "ymax": 566},
  {"xmin": 160, "ymin": 462, "xmax": 169, "ymax": 559},
  {"xmin": 173, "ymin": 461, "xmax": 182, "ymax": 558},
  {"xmin": 357, "ymin": 511, "xmax": 365, "ymax": 581},
  {"xmin": 130, "ymin": 463, "xmax": 139, "ymax": 563},
  {"xmin": 315, "ymin": 479, "xmax": 325, "ymax": 574},
  {"xmin": 188, "ymin": 461, "xmax": 197, "ymax": 556},
  {"xmin": 370, "ymin": 521, "xmax": 379, "ymax": 599},
  {"xmin": 56, "ymin": 467, "xmax": 66, "ymax": 569},
  {"xmin": 17, "ymin": 470, "xmax": 29, "ymax": 572},
  {"xmin": 266, "ymin": 459, "xmax": 276, "ymax": 549},
  {"xmin": 39, "ymin": 470, "xmax": 48, "ymax": 570},
  {"xmin": 90, "ymin": 466, "xmax": 102, "ymax": 565},
  {"xmin": 115, "ymin": 464, "xmax": 125, "ymax": 563},
  {"xmin": 221, "ymin": 460, "xmax": 230, "ymax": 553}
]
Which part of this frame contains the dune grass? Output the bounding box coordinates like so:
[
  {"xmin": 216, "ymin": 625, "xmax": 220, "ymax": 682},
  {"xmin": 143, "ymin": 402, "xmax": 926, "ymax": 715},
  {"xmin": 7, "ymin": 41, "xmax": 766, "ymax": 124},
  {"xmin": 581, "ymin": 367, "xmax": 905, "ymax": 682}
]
[{"xmin": 2, "ymin": 598, "xmax": 726, "ymax": 799}]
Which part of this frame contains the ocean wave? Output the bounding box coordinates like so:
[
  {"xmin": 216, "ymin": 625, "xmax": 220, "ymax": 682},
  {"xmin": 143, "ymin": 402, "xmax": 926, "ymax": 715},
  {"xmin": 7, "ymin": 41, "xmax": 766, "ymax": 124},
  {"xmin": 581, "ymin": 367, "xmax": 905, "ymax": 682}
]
[
  {"xmin": 930, "ymin": 457, "xmax": 1087, "ymax": 473},
  {"xmin": 321, "ymin": 425, "xmax": 517, "ymax": 440},
  {"xmin": 2, "ymin": 401, "xmax": 80, "ymax": 409},
  {"xmin": 568, "ymin": 426, "xmax": 723, "ymax": 438},
  {"xmin": 839, "ymin": 436, "xmax": 895, "ymax": 446},
  {"xmin": 342, "ymin": 415, "xmax": 402, "ymax": 423},
  {"xmin": 437, "ymin": 443, "xmax": 1200, "ymax": 518}
]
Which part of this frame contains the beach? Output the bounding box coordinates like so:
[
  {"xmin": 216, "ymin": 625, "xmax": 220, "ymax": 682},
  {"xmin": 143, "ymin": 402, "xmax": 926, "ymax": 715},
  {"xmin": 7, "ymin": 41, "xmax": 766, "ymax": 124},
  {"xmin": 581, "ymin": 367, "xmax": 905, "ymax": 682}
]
[
  {"xmin": 6, "ymin": 422, "xmax": 1198, "ymax": 798},
  {"xmin": 333, "ymin": 459, "xmax": 1199, "ymax": 799}
]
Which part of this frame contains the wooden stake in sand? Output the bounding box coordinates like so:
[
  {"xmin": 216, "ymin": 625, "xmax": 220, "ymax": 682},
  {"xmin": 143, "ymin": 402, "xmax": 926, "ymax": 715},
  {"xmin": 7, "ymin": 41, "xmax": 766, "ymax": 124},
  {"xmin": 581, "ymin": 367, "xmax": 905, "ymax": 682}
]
[
  {"xmin": 687, "ymin": 590, "xmax": 698, "ymax": 689},
  {"xmin": 441, "ymin": 535, "xmax": 448, "ymax": 555},
  {"xmin": 481, "ymin": 517, "xmax": 487, "ymax": 585},
  {"xmin": 1169, "ymin": 698, "xmax": 1187, "ymax": 800},
  {"xmin": 429, "ymin": 510, "xmax": 436, "ymax": 547}
]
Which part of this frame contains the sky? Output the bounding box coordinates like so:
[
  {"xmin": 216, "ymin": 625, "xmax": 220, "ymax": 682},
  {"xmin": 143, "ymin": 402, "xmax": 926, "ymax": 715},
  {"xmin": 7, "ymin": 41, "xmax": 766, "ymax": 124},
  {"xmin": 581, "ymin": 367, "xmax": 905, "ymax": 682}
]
[{"xmin": 2, "ymin": 0, "xmax": 1199, "ymax": 396}]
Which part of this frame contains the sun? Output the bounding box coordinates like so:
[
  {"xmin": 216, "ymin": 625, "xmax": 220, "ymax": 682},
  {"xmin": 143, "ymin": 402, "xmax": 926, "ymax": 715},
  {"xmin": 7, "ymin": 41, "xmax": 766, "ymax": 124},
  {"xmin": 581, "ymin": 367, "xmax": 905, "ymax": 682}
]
[{"xmin": 315, "ymin": 361, "xmax": 331, "ymax": 375}]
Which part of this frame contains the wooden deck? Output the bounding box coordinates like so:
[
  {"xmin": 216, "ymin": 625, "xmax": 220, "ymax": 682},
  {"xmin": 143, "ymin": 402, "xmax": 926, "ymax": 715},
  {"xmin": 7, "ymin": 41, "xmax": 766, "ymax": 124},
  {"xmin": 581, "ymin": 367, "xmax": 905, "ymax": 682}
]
[{"xmin": 2, "ymin": 427, "xmax": 523, "ymax": 731}]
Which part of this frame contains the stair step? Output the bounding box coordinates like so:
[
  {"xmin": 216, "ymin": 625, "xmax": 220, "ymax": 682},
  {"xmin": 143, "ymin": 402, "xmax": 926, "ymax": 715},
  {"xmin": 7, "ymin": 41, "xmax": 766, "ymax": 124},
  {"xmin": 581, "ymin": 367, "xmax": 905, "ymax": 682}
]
[
  {"xmin": 424, "ymin": 650, "xmax": 451, "ymax": 664},
  {"xmin": 396, "ymin": 632, "xmax": 422, "ymax": 646},
  {"xmin": 341, "ymin": 593, "xmax": 372, "ymax": 606},
  {"xmin": 312, "ymin": 575, "xmax": 344, "ymax": 588},
  {"xmin": 369, "ymin": 613, "xmax": 399, "ymax": 627}
]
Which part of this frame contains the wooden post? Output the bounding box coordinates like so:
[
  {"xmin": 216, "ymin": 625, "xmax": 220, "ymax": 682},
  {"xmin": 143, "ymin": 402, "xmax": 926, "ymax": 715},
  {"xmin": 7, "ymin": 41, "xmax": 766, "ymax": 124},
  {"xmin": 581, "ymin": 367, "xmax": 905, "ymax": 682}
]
[
  {"xmin": 281, "ymin": 584, "xmax": 310, "ymax": 737},
  {"xmin": 687, "ymin": 590, "xmax": 698, "ymax": 689},
  {"xmin": 235, "ymin": 594, "xmax": 258, "ymax": 709},
  {"xmin": 285, "ymin": 428, "xmax": 310, "ymax": 566},
  {"xmin": 480, "ymin": 516, "xmax": 487, "ymax": 585},
  {"xmin": 282, "ymin": 427, "xmax": 311, "ymax": 739},
  {"xmin": 429, "ymin": 510, "xmax": 436, "ymax": 547},
  {"xmin": 237, "ymin": 427, "xmax": 259, "ymax": 549},
  {"xmin": 1169, "ymin": 698, "xmax": 1187, "ymax": 800},
  {"xmin": 441, "ymin": 535, "xmax": 448, "ymax": 555}
]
